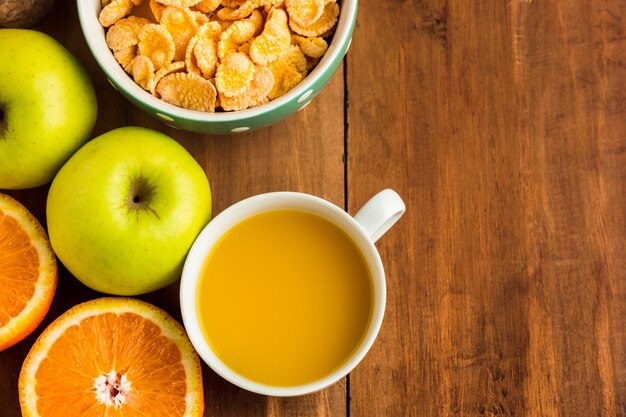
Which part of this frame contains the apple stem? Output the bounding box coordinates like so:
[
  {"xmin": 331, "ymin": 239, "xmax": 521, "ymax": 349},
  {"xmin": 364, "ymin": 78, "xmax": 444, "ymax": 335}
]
[{"xmin": 127, "ymin": 175, "xmax": 160, "ymax": 219}]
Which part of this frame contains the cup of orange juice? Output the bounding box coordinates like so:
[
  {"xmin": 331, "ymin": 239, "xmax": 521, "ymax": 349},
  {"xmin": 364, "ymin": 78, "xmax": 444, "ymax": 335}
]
[{"xmin": 180, "ymin": 189, "xmax": 405, "ymax": 396}]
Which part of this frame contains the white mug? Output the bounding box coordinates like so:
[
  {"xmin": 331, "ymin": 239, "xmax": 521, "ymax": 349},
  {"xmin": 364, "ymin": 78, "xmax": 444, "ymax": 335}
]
[{"xmin": 180, "ymin": 189, "xmax": 406, "ymax": 396}]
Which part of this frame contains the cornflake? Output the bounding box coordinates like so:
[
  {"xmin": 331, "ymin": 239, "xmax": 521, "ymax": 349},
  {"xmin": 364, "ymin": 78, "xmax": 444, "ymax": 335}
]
[
  {"xmin": 156, "ymin": 72, "xmax": 218, "ymax": 112},
  {"xmin": 220, "ymin": 65, "xmax": 274, "ymax": 110},
  {"xmin": 197, "ymin": 21, "xmax": 224, "ymax": 41},
  {"xmin": 149, "ymin": 0, "xmax": 166, "ymax": 21},
  {"xmin": 267, "ymin": 44, "xmax": 306, "ymax": 99},
  {"xmin": 196, "ymin": 38, "xmax": 219, "ymax": 78},
  {"xmin": 218, "ymin": 19, "xmax": 256, "ymax": 59},
  {"xmin": 192, "ymin": 11, "xmax": 210, "ymax": 25},
  {"xmin": 248, "ymin": 9, "xmax": 264, "ymax": 35},
  {"xmin": 285, "ymin": 0, "xmax": 324, "ymax": 27},
  {"xmin": 106, "ymin": 16, "xmax": 151, "ymax": 50},
  {"xmin": 293, "ymin": 34, "xmax": 327, "ymax": 58},
  {"xmin": 215, "ymin": 52, "xmax": 256, "ymax": 96},
  {"xmin": 99, "ymin": 0, "xmax": 134, "ymax": 27},
  {"xmin": 161, "ymin": 6, "xmax": 200, "ymax": 61},
  {"xmin": 195, "ymin": 0, "xmax": 221, "ymax": 12},
  {"xmin": 113, "ymin": 45, "xmax": 138, "ymax": 71},
  {"xmin": 217, "ymin": 0, "xmax": 280, "ymax": 20},
  {"xmin": 210, "ymin": 15, "xmax": 234, "ymax": 31},
  {"xmin": 249, "ymin": 8, "xmax": 291, "ymax": 65},
  {"xmin": 151, "ymin": 61, "xmax": 186, "ymax": 95},
  {"xmin": 289, "ymin": 1, "xmax": 338, "ymax": 37},
  {"xmin": 264, "ymin": 1, "xmax": 283, "ymax": 12},
  {"xmin": 238, "ymin": 40, "xmax": 253, "ymax": 54},
  {"xmin": 155, "ymin": 0, "xmax": 203, "ymax": 6},
  {"xmin": 138, "ymin": 23, "xmax": 176, "ymax": 70},
  {"xmin": 221, "ymin": 0, "xmax": 245, "ymax": 7},
  {"xmin": 100, "ymin": 0, "xmax": 340, "ymax": 112},
  {"xmin": 131, "ymin": 55, "xmax": 155, "ymax": 90},
  {"xmin": 185, "ymin": 35, "xmax": 202, "ymax": 75}
]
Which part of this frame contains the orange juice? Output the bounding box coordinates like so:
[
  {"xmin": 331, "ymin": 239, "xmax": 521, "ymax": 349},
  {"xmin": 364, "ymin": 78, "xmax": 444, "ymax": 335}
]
[{"xmin": 197, "ymin": 210, "xmax": 372, "ymax": 387}]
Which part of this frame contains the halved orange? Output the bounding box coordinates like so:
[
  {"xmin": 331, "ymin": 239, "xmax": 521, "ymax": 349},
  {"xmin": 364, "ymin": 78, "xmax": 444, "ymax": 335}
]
[
  {"xmin": 0, "ymin": 193, "xmax": 57, "ymax": 352},
  {"xmin": 19, "ymin": 297, "xmax": 204, "ymax": 417}
]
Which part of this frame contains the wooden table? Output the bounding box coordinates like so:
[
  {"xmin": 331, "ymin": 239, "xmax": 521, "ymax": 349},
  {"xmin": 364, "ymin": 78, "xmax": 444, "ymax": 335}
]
[{"xmin": 2, "ymin": 0, "xmax": 626, "ymax": 415}]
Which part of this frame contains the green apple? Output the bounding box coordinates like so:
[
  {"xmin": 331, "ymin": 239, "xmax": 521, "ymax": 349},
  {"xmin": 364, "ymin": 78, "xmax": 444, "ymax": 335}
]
[
  {"xmin": 46, "ymin": 127, "xmax": 212, "ymax": 295},
  {"xmin": 0, "ymin": 29, "xmax": 97, "ymax": 190}
]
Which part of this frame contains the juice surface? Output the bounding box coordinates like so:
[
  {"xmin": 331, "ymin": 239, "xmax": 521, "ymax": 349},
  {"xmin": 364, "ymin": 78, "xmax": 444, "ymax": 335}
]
[{"xmin": 197, "ymin": 210, "xmax": 372, "ymax": 387}]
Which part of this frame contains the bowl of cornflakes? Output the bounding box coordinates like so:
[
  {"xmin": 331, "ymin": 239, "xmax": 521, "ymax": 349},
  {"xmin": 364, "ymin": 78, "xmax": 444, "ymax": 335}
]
[{"xmin": 78, "ymin": 0, "xmax": 355, "ymax": 134}]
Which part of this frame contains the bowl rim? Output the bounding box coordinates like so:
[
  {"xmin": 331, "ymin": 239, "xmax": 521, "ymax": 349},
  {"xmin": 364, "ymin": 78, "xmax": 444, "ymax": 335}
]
[{"xmin": 77, "ymin": 0, "xmax": 356, "ymax": 122}]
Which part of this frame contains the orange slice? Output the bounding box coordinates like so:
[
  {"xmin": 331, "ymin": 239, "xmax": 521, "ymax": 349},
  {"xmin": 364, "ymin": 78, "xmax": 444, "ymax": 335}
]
[
  {"xmin": 19, "ymin": 297, "xmax": 204, "ymax": 417},
  {"xmin": 0, "ymin": 193, "xmax": 57, "ymax": 352}
]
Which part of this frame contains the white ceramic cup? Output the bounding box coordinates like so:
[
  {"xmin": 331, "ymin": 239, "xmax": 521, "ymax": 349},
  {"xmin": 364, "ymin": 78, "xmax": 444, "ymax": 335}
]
[{"xmin": 180, "ymin": 189, "xmax": 406, "ymax": 396}]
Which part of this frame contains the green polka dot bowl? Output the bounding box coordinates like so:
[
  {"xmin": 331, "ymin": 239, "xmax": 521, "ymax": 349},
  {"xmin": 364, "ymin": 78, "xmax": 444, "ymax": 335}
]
[{"xmin": 77, "ymin": 0, "xmax": 356, "ymax": 135}]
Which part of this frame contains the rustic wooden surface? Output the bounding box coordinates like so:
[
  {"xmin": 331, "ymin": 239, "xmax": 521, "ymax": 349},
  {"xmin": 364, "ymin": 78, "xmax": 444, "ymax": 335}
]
[{"xmin": 1, "ymin": 0, "xmax": 626, "ymax": 415}]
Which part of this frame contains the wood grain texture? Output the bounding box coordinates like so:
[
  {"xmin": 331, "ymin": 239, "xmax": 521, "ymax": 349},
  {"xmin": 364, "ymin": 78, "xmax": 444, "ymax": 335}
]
[
  {"xmin": 347, "ymin": 0, "xmax": 626, "ymax": 416},
  {"xmin": 1, "ymin": 0, "xmax": 626, "ymax": 416}
]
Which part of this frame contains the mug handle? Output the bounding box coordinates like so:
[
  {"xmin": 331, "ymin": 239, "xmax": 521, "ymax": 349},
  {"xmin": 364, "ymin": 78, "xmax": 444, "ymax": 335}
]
[{"xmin": 353, "ymin": 189, "xmax": 406, "ymax": 243}]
